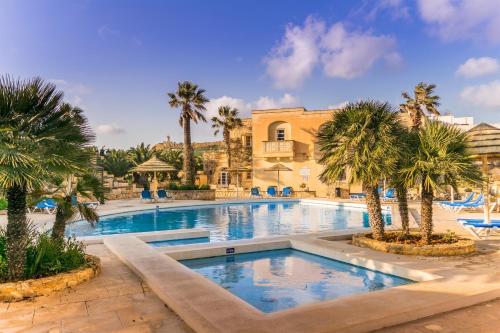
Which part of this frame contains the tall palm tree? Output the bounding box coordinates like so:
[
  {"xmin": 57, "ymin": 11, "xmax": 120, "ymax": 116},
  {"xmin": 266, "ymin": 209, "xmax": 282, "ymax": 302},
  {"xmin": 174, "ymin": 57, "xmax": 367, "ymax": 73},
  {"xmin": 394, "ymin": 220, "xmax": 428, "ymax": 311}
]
[
  {"xmin": 0, "ymin": 76, "xmax": 93, "ymax": 280},
  {"xmin": 51, "ymin": 174, "xmax": 107, "ymax": 240},
  {"xmin": 168, "ymin": 81, "xmax": 209, "ymax": 185},
  {"xmin": 211, "ymin": 106, "xmax": 243, "ymax": 168},
  {"xmin": 318, "ymin": 101, "xmax": 402, "ymax": 241},
  {"xmin": 402, "ymin": 121, "xmax": 482, "ymax": 244},
  {"xmin": 400, "ymin": 82, "xmax": 440, "ymax": 129},
  {"xmin": 128, "ymin": 142, "xmax": 153, "ymax": 166}
]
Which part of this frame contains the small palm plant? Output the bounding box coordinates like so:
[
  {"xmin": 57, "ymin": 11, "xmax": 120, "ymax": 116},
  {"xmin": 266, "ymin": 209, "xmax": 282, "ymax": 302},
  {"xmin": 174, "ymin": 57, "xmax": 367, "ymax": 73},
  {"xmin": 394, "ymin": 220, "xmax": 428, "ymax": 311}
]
[
  {"xmin": 168, "ymin": 81, "xmax": 209, "ymax": 185},
  {"xmin": 101, "ymin": 150, "xmax": 132, "ymax": 178},
  {"xmin": 211, "ymin": 106, "xmax": 243, "ymax": 168},
  {"xmin": 51, "ymin": 174, "xmax": 107, "ymax": 240},
  {"xmin": 318, "ymin": 101, "xmax": 402, "ymax": 241},
  {"xmin": 402, "ymin": 121, "xmax": 482, "ymax": 244},
  {"xmin": 0, "ymin": 76, "xmax": 93, "ymax": 280},
  {"xmin": 400, "ymin": 82, "xmax": 440, "ymax": 129}
]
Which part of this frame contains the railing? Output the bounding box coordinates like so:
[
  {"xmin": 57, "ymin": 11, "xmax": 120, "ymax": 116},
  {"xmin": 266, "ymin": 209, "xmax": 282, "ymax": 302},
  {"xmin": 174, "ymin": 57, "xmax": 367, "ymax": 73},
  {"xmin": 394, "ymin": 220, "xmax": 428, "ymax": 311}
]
[{"xmin": 262, "ymin": 140, "xmax": 294, "ymax": 156}]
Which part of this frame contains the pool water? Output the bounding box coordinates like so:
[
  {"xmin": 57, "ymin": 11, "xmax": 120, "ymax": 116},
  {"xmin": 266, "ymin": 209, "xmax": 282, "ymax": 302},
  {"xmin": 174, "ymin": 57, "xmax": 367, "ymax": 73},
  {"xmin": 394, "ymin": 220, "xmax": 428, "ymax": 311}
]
[
  {"xmin": 66, "ymin": 201, "xmax": 391, "ymax": 241},
  {"xmin": 181, "ymin": 249, "xmax": 412, "ymax": 313}
]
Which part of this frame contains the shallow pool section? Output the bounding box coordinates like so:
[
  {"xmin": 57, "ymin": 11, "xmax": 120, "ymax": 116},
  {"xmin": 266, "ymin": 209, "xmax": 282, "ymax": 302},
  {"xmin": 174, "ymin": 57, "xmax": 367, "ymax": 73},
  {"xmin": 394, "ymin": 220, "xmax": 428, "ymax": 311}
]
[
  {"xmin": 66, "ymin": 201, "xmax": 391, "ymax": 241},
  {"xmin": 181, "ymin": 249, "xmax": 412, "ymax": 313},
  {"xmin": 149, "ymin": 237, "xmax": 210, "ymax": 247}
]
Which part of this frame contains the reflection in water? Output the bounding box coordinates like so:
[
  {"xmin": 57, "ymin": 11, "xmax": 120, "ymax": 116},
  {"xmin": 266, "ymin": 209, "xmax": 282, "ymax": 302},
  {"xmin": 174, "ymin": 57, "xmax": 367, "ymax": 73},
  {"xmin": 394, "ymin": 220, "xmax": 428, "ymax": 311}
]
[
  {"xmin": 66, "ymin": 202, "xmax": 392, "ymax": 240},
  {"xmin": 182, "ymin": 249, "xmax": 412, "ymax": 313}
]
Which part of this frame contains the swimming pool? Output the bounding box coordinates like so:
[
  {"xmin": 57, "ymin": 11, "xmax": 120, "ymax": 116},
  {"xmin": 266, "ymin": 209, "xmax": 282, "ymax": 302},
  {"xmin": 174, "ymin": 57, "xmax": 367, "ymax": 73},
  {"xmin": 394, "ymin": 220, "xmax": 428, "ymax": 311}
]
[
  {"xmin": 181, "ymin": 249, "xmax": 412, "ymax": 313},
  {"xmin": 66, "ymin": 201, "xmax": 391, "ymax": 241}
]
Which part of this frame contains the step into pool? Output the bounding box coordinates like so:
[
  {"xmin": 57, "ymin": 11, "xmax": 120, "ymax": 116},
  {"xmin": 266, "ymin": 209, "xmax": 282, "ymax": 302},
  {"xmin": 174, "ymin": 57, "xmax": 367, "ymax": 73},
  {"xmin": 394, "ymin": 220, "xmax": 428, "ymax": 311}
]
[{"xmin": 181, "ymin": 249, "xmax": 412, "ymax": 313}]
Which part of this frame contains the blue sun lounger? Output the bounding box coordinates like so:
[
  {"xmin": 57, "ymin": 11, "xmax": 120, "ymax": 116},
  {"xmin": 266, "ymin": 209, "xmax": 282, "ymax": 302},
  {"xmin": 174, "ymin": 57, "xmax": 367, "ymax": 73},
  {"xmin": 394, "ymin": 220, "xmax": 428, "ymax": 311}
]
[
  {"xmin": 458, "ymin": 218, "xmax": 500, "ymax": 238},
  {"xmin": 250, "ymin": 187, "xmax": 262, "ymax": 198},
  {"xmin": 157, "ymin": 189, "xmax": 173, "ymax": 202},
  {"xmin": 438, "ymin": 192, "xmax": 475, "ymax": 208},
  {"xmin": 267, "ymin": 186, "xmax": 277, "ymax": 198},
  {"xmin": 141, "ymin": 190, "xmax": 154, "ymax": 202},
  {"xmin": 445, "ymin": 194, "xmax": 484, "ymax": 212},
  {"xmin": 31, "ymin": 198, "xmax": 57, "ymax": 214},
  {"xmin": 282, "ymin": 187, "xmax": 293, "ymax": 197}
]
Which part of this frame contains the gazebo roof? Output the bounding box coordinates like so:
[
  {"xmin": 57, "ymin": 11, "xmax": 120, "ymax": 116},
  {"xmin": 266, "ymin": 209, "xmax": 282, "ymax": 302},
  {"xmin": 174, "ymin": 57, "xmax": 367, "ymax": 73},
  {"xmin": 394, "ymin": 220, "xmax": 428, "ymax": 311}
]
[
  {"xmin": 130, "ymin": 156, "xmax": 176, "ymax": 172},
  {"xmin": 466, "ymin": 122, "xmax": 500, "ymax": 157},
  {"xmin": 264, "ymin": 163, "xmax": 292, "ymax": 171}
]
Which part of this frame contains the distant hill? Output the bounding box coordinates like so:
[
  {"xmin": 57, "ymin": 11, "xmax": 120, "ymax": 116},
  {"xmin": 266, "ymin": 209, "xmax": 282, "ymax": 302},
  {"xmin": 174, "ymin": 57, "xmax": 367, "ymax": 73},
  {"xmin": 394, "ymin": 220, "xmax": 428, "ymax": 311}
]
[{"xmin": 153, "ymin": 136, "xmax": 224, "ymax": 153}]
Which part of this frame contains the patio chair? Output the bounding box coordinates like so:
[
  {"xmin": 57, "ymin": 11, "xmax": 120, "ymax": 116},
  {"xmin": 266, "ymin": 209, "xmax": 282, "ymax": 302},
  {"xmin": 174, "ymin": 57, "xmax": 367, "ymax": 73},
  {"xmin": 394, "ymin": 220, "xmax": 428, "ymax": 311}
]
[
  {"xmin": 381, "ymin": 188, "xmax": 396, "ymax": 202},
  {"xmin": 31, "ymin": 198, "xmax": 57, "ymax": 214},
  {"xmin": 157, "ymin": 189, "xmax": 173, "ymax": 202},
  {"xmin": 250, "ymin": 187, "xmax": 262, "ymax": 198},
  {"xmin": 141, "ymin": 190, "xmax": 154, "ymax": 202},
  {"xmin": 282, "ymin": 187, "xmax": 293, "ymax": 197},
  {"xmin": 438, "ymin": 192, "xmax": 475, "ymax": 208},
  {"xmin": 266, "ymin": 186, "xmax": 277, "ymax": 198}
]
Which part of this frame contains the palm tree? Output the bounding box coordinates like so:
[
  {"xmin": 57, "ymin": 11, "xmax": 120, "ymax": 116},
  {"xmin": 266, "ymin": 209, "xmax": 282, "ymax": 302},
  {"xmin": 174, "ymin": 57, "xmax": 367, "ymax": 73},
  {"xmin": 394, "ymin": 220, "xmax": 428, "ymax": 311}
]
[
  {"xmin": 101, "ymin": 149, "xmax": 132, "ymax": 179},
  {"xmin": 0, "ymin": 76, "xmax": 93, "ymax": 280},
  {"xmin": 318, "ymin": 101, "xmax": 402, "ymax": 241},
  {"xmin": 402, "ymin": 121, "xmax": 482, "ymax": 244},
  {"xmin": 157, "ymin": 149, "xmax": 183, "ymax": 173},
  {"xmin": 400, "ymin": 82, "xmax": 440, "ymax": 129},
  {"xmin": 211, "ymin": 106, "xmax": 243, "ymax": 168},
  {"xmin": 128, "ymin": 142, "xmax": 154, "ymax": 166},
  {"xmin": 168, "ymin": 81, "xmax": 209, "ymax": 185},
  {"xmin": 51, "ymin": 174, "xmax": 107, "ymax": 240}
]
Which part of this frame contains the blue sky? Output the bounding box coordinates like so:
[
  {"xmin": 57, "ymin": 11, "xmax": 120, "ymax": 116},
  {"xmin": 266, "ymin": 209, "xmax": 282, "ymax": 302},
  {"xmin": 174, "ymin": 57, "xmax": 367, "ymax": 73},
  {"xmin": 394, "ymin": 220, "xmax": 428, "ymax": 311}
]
[{"xmin": 1, "ymin": 0, "xmax": 499, "ymax": 148}]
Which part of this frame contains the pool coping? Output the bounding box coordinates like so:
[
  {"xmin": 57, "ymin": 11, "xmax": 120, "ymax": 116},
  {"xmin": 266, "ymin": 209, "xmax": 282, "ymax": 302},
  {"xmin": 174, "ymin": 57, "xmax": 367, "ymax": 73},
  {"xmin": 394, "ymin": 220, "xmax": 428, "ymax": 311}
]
[{"xmin": 103, "ymin": 234, "xmax": 500, "ymax": 333}]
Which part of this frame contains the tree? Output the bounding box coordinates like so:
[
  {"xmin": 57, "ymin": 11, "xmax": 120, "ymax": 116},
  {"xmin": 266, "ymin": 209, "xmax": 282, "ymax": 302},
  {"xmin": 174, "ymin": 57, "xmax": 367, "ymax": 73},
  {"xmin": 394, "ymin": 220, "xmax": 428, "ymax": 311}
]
[
  {"xmin": 400, "ymin": 82, "xmax": 440, "ymax": 129},
  {"xmin": 168, "ymin": 81, "xmax": 209, "ymax": 185},
  {"xmin": 211, "ymin": 106, "xmax": 243, "ymax": 168},
  {"xmin": 402, "ymin": 121, "xmax": 482, "ymax": 244},
  {"xmin": 128, "ymin": 142, "xmax": 154, "ymax": 166},
  {"xmin": 317, "ymin": 101, "xmax": 401, "ymax": 241},
  {"xmin": 51, "ymin": 174, "xmax": 107, "ymax": 240},
  {"xmin": 0, "ymin": 76, "xmax": 93, "ymax": 280},
  {"xmin": 157, "ymin": 149, "xmax": 183, "ymax": 176},
  {"xmin": 101, "ymin": 149, "xmax": 132, "ymax": 178}
]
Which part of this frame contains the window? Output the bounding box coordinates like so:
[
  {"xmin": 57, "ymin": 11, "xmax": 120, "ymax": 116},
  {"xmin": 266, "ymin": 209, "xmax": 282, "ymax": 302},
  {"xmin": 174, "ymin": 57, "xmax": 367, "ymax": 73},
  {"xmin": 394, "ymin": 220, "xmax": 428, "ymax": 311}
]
[
  {"xmin": 246, "ymin": 172, "xmax": 252, "ymax": 180},
  {"xmin": 244, "ymin": 135, "xmax": 252, "ymax": 147},
  {"xmin": 276, "ymin": 128, "xmax": 285, "ymax": 141},
  {"xmin": 219, "ymin": 171, "xmax": 229, "ymax": 186}
]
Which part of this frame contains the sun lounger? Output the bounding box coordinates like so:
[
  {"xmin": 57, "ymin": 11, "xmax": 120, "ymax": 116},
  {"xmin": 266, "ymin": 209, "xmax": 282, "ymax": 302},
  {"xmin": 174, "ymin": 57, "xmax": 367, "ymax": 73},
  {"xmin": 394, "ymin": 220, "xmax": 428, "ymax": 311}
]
[
  {"xmin": 282, "ymin": 187, "xmax": 292, "ymax": 197},
  {"xmin": 445, "ymin": 194, "xmax": 484, "ymax": 212},
  {"xmin": 267, "ymin": 186, "xmax": 277, "ymax": 198},
  {"xmin": 438, "ymin": 193, "xmax": 474, "ymax": 208},
  {"xmin": 30, "ymin": 198, "xmax": 57, "ymax": 214},
  {"xmin": 458, "ymin": 218, "xmax": 500, "ymax": 239},
  {"xmin": 381, "ymin": 188, "xmax": 396, "ymax": 202},
  {"xmin": 250, "ymin": 187, "xmax": 262, "ymax": 198},
  {"xmin": 141, "ymin": 190, "xmax": 154, "ymax": 202},
  {"xmin": 349, "ymin": 193, "xmax": 366, "ymax": 200},
  {"xmin": 157, "ymin": 189, "xmax": 173, "ymax": 202}
]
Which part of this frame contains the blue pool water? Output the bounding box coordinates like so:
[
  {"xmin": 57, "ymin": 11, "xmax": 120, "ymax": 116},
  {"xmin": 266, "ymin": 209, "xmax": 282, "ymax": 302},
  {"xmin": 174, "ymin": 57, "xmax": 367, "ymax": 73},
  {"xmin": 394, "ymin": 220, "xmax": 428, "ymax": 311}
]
[
  {"xmin": 181, "ymin": 249, "xmax": 412, "ymax": 313},
  {"xmin": 149, "ymin": 237, "xmax": 210, "ymax": 247},
  {"xmin": 66, "ymin": 201, "xmax": 391, "ymax": 241}
]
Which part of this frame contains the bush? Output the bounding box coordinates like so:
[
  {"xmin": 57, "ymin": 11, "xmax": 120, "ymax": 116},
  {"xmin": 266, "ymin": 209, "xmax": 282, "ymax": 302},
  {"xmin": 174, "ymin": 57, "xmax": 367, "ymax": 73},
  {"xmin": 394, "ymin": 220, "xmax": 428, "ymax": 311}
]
[
  {"xmin": 0, "ymin": 232, "xmax": 87, "ymax": 282},
  {"xmin": 0, "ymin": 198, "xmax": 6, "ymax": 211},
  {"xmin": 167, "ymin": 182, "xmax": 179, "ymax": 190},
  {"xmin": 198, "ymin": 184, "xmax": 211, "ymax": 190}
]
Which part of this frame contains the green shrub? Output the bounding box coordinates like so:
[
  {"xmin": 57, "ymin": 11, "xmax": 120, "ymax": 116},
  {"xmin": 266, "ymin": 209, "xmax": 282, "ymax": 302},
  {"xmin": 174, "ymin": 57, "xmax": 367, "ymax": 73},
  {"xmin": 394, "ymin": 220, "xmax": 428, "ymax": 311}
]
[
  {"xmin": 0, "ymin": 232, "xmax": 86, "ymax": 282},
  {"xmin": 0, "ymin": 198, "xmax": 6, "ymax": 211},
  {"xmin": 167, "ymin": 182, "xmax": 179, "ymax": 190},
  {"xmin": 198, "ymin": 184, "xmax": 210, "ymax": 190}
]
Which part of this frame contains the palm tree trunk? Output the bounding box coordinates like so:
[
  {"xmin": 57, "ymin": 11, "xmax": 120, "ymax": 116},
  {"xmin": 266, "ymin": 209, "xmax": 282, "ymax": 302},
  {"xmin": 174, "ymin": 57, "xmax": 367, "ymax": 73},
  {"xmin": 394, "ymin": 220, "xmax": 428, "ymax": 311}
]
[
  {"xmin": 51, "ymin": 197, "xmax": 71, "ymax": 241},
  {"xmin": 6, "ymin": 184, "xmax": 28, "ymax": 281},
  {"xmin": 365, "ymin": 184, "xmax": 385, "ymax": 241},
  {"xmin": 396, "ymin": 186, "xmax": 410, "ymax": 236},
  {"xmin": 182, "ymin": 115, "xmax": 195, "ymax": 185},
  {"xmin": 420, "ymin": 180, "xmax": 434, "ymax": 245},
  {"xmin": 224, "ymin": 129, "xmax": 231, "ymax": 169}
]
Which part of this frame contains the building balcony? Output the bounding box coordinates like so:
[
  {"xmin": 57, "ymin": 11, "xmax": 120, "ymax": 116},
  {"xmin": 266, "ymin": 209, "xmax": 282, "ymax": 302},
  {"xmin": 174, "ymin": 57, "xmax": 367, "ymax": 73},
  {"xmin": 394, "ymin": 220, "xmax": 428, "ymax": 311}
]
[{"xmin": 262, "ymin": 140, "xmax": 295, "ymax": 158}]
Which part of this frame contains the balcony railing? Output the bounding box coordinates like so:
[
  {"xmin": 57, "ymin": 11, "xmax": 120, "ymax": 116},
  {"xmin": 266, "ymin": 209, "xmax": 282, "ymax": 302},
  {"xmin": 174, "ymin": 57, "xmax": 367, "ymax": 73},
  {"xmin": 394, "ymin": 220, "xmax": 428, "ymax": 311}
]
[{"xmin": 262, "ymin": 140, "xmax": 294, "ymax": 157}]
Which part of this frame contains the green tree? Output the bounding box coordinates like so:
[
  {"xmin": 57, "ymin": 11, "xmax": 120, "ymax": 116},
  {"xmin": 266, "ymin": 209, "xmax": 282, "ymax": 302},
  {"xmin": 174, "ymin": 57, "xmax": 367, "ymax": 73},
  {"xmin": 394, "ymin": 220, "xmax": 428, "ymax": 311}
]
[
  {"xmin": 317, "ymin": 101, "xmax": 401, "ymax": 241},
  {"xmin": 400, "ymin": 82, "xmax": 440, "ymax": 129},
  {"xmin": 51, "ymin": 174, "xmax": 107, "ymax": 240},
  {"xmin": 101, "ymin": 149, "xmax": 132, "ymax": 178},
  {"xmin": 0, "ymin": 76, "xmax": 93, "ymax": 280},
  {"xmin": 157, "ymin": 149, "xmax": 183, "ymax": 175},
  {"xmin": 211, "ymin": 106, "xmax": 242, "ymax": 168},
  {"xmin": 128, "ymin": 142, "xmax": 153, "ymax": 166},
  {"xmin": 402, "ymin": 121, "xmax": 482, "ymax": 244},
  {"xmin": 168, "ymin": 81, "xmax": 209, "ymax": 185}
]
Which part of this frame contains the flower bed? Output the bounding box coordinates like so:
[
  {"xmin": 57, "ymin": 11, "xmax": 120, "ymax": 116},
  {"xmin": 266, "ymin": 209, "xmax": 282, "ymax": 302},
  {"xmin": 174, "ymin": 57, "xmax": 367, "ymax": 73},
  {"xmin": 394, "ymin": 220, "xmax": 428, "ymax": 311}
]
[
  {"xmin": 0, "ymin": 255, "xmax": 100, "ymax": 302},
  {"xmin": 352, "ymin": 232, "xmax": 476, "ymax": 256}
]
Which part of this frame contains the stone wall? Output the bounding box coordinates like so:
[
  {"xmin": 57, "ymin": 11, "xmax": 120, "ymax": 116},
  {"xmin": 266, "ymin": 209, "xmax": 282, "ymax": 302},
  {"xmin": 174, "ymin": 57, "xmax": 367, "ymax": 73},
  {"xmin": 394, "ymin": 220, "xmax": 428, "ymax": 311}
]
[{"xmin": 169, "ymin": 190, "xmax": 216, "ymax": 201}]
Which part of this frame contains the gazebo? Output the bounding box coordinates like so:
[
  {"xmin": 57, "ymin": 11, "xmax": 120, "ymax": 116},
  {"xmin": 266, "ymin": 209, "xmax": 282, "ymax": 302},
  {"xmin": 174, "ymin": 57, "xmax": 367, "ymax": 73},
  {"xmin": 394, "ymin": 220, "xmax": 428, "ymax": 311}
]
[
  {"xmin": 466, "ymin": 123, "xmax": 500, "ymax": 224},
  {"xmin": 130, "ymin": 156, "xmax": 177, "ymax": 192}
]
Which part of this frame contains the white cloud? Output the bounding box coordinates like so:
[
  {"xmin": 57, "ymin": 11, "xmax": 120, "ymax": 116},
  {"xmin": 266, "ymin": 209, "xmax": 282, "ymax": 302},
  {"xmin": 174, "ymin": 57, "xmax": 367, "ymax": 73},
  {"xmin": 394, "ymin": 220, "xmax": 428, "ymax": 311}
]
[
  {"xmin": 460, "ymin": 81, "xmax": 500, "ymax": 108},
  {"xmin": 417, "ymin": 0, "xmax": 500, "ymax": 43},
  {"xmin": 49, "ymin": 79, "xmax": 92, "ymax": 106},
  {"xmin": 205, "ymin": 96, "xmax": 251, "ymax": 118},
  {"xmin": 95, "ymin": 123, "xmax": 126, "ymax": 135},
  {"xmin": 357, "ymin": 0, "xmax": 410, "ymax": 21},
  {"xmin": 254, "ymin": 93, "xmax": 299, "ymax": 109},
  {"xmin": 264, "ymin": 16, "xmax": 400, "ymax": 88},
  {"xmin": 98, "ymin": 25, "xmax": 120, "ymax": 40},
  {"xmin": 321, "ymin": 23, "xmax": 400, "ymax": 79},
  {"xmin": 456, "ymin": 57, "xmax": 499, "ymax": 78},
  {"xmin": 264, "ymin": 16, "xmax": 324, "ymax": 89},
  {"xmin": 327, "ymin": 101, "xmax": 349, "ymax": 109}
]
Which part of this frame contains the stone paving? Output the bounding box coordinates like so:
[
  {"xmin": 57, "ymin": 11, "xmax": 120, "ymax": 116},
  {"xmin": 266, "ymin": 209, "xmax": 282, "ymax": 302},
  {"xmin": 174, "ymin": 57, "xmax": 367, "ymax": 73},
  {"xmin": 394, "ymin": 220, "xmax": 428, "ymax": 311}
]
[{"xmin": 0, "ymin": 244, "xmax": 192, "ymax": 333}]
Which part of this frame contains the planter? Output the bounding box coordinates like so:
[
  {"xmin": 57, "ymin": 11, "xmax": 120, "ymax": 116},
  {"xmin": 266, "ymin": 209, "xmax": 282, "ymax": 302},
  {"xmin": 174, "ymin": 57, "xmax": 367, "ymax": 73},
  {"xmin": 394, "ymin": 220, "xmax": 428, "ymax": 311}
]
[
  {"xmin": 168, "ymin": 189, "xmax": 216, "ymax": 201},
  {"xmin": 0, "ymin": 255, "xmax": 100, "ymax": 302},
  {"xmin": 352, "ymin": 233, "xmax": 476, "ymax": 256}
]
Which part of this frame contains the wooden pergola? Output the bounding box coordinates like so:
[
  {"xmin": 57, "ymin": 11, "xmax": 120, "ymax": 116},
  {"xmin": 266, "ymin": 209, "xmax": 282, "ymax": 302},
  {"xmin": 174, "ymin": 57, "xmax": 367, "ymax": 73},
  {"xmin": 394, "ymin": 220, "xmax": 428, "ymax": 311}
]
[
  {"xmin": 130, "ymin": 156, "xmax": 176, "ymax": 192},
  {"xmin": 466, "ymin": 123, "xmax": 500, "ymax": 223}
]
